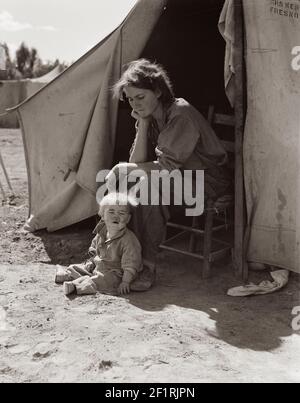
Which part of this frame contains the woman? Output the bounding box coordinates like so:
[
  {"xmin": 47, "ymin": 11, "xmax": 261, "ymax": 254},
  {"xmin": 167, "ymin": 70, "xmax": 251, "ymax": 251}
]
[{"xmin": 107, "ymin": 59, "xmax": 231, "ymax": 289}]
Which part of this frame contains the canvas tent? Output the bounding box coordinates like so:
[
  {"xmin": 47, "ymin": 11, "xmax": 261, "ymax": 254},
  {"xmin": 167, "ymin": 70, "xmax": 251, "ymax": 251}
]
[
  {"xmin": 26, "ymin": 65, "xmax": 63, "ymax": 98},
  {"xmin": 0, "ymin": 66, "xmax": 62, "ymax": 128},
  {"xmin": 8, "ymin": 0, "xmax": 300, "ymax": 275},
  {"xmin": 242, "ymin": 1, "xmax": 300, "ymax": 273}
]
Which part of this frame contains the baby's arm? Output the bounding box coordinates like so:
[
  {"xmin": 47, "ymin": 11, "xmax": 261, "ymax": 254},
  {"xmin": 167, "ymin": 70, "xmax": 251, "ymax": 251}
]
[
  {"xmin": 118, "ymin": 269, "xmax": 135, "ymax": 295},
  {"xmin": 119, "ymin": 231, "xmax": 142, "ymax": 295},
  {"xmin": 85, "ymin": 234, "xmax": 98, "ymax": 272},
  {"xmin": 88, "ymin": 235, "xmax": 97, "ymax": 257}
]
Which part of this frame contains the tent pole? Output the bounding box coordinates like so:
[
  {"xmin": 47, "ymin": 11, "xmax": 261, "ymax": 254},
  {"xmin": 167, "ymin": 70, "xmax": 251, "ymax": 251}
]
[
  {"xmin": 0, "ymin": 151, "xmax": 14, "ymax": 193},
  {"xmin": 0, "ymin": 178, "xmax": 6, "ymax": 200},
  {"xmin": 233, "ymin": 0, "xmax": 247, "ymax": 280}
]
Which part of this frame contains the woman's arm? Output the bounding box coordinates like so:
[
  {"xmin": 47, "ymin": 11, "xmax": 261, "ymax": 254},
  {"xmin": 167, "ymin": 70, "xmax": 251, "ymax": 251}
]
[
  {"xmin": 155, "ymin": 115, "xmax": 200, "ymax": 171},
  {"xmin": 129, "ymin": 115, "xmax": 150, "ymax": 164}
]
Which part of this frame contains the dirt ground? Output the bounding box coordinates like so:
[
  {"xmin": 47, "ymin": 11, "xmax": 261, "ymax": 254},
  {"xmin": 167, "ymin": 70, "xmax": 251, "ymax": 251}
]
[{"xmin": 0, "ymin": 128, "xmax": 300, "ymax": 383}]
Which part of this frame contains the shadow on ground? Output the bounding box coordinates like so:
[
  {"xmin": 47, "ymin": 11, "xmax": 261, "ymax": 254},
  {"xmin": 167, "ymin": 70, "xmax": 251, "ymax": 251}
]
[
  {"xmin": 35, "ymin": 222, "xmax": 300, "ymax": 353},
  {"xmin": 127, "ymin": 252, "xmax": 300, "ymax": 352},
  {"xmin": 34, "ymin": 217, "xmax": 96, "ymax": 265}
]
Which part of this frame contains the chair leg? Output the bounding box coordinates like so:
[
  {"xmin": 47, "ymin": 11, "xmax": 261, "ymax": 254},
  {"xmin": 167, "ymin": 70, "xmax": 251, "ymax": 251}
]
[
  {"xmin": 202, "ymin": 209, "xmax": 214, "ymax": 279},
  {"xmin": 189, "ymin": 216, "xmax": 198, "ymax": 252}
]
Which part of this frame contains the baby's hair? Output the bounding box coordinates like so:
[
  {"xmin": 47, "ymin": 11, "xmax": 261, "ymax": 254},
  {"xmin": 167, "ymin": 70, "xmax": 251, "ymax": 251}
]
[{"xmin": 98, "ymin": 192, "xmax": 138, "ymax": 216}]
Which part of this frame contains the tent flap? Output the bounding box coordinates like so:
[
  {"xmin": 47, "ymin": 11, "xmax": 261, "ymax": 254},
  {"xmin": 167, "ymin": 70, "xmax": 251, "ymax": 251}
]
[
  {"xmin": 18, "ymin": 0, "xmax": 167, "ymax": 232},
  {"xmin": 243, "ymin": 0, "xmax": 300, "ymax": 273}
]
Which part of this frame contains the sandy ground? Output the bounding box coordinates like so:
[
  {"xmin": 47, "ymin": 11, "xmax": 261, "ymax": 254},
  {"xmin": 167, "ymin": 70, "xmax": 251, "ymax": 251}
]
[{"xmin": 0, "ymin": 129, "xmax": 300, "ymax": 383}]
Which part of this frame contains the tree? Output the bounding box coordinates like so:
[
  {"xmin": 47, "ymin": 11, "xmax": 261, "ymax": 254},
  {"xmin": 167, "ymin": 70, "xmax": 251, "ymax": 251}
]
[
  {"xmin": 0, "ymin": 42, "xmax": 68, "ymax": 80},
  {"xmin": 33, "ymin": 58, "xmax": 68, "ymax": 78},
  {"xmin": 16, "ymin": 42, "xmax": 39, "ymax": 78},
  {"xmin": 0, "ymin": 42, "xmax": 17, "ymax": 80}
]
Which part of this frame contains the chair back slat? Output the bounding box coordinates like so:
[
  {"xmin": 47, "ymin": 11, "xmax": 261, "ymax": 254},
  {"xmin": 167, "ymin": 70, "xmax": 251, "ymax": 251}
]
[
  {"xmin": 221, "ymin": 140, "xmax": 235, "ymax": 153},
  {"xmin": 208, "ymin": 105, "xmax": 235, "ymax": 154},
  {"xmin": 214, "ymin": 113, "xmax": 235, "ymax": 127}
]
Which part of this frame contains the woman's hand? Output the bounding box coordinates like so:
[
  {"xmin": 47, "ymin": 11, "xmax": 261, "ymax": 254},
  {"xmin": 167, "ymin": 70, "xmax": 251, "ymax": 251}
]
[
  {"xmin": 131, "ymin": 109, "xmax": 151, "ymax": 127},
  {"xmin": 105, "ymin": 162, "xmax": 139, "ymax": 192},
  {"xmin": 131, "ymin": 109, "xmax": 140, "ymax": 120},
  {"xmin": 129, "ymin": 111, "xmax": 150, "ymax": 164},
  {"xmin": 105, "ymin": 165, "xmax": 119, "ymax": 192}
]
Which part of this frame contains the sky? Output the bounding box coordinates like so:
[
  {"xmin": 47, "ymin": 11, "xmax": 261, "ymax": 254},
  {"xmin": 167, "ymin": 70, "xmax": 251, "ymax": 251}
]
[{"xmin": 0, "ymin": 0, "xmax": 137, "ymax": 63}]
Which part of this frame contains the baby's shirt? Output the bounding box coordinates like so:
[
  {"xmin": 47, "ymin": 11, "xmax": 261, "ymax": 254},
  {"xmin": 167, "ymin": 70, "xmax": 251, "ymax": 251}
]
[{"xmin": 89, "ymin": 221, "xmax": 142, "ymax": 278}]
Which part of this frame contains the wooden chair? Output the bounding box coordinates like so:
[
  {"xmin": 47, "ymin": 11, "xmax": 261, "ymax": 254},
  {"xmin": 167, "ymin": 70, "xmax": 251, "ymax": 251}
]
[{"xmin": 160, "ymin": 106, "xmax": 235, "ymax": 278}]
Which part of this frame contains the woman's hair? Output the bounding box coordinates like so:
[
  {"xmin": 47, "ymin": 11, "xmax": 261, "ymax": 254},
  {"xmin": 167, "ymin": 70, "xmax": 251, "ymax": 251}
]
[
  {"xmin": 99, "ymin": 192, "xmax": 138, "ymax": 216},
  {"xmin": 113, "ymin": 59, "xmax": 175, "ymax": 106}
]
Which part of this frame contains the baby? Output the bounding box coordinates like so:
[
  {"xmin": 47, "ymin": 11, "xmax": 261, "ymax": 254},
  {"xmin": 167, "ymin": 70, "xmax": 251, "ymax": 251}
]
[{"xmin": 55, "ymin": 192, "xmax": 142, "ymax": 296}]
